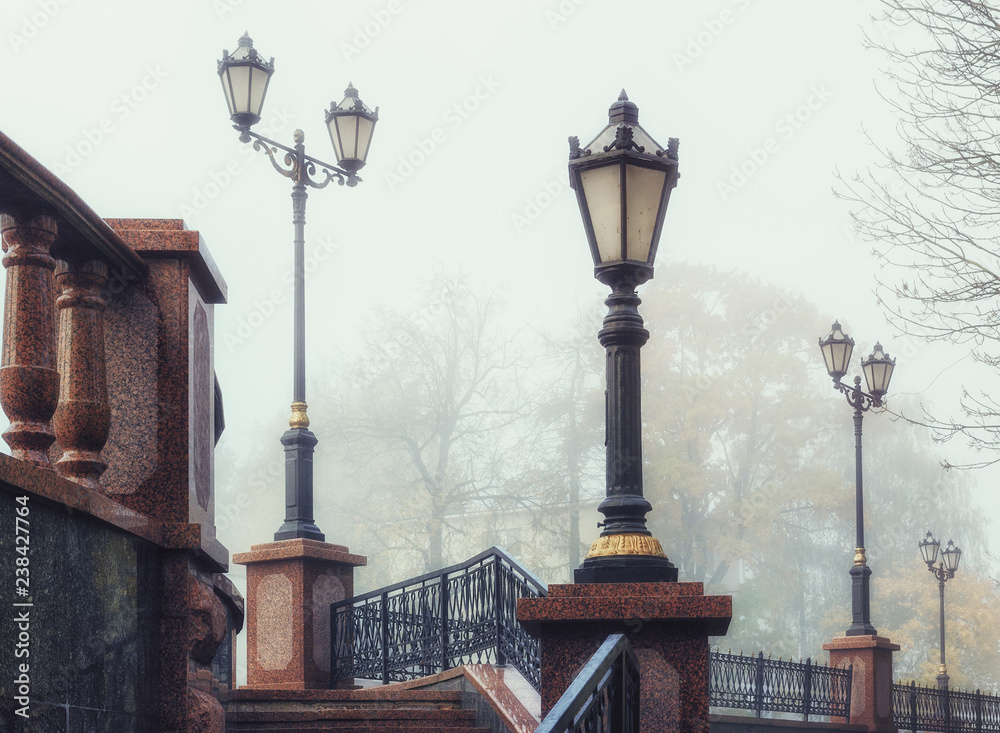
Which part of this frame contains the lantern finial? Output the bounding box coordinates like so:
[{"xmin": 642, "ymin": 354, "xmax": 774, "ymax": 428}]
[{"xmin": 609, "ymin": 90, "xmax": 639, "ymax": 124}]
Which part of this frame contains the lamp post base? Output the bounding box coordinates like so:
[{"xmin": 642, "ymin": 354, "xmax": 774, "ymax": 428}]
[
  {"xmin": 575, "ymin": 554, "xmax": 678, "ymax": 583},
  {"xmin": 846, "ymin": 561, "xmax": 877, "ymax": 636},
  {"xmin": 823, "ymin": 634, "xmax": 900, "ymax": 733}
]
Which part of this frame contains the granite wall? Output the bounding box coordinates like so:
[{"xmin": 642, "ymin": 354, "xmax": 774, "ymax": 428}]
[{"xmin": 0, "ymin": 485, "xmax": 161, "ymax": 731}]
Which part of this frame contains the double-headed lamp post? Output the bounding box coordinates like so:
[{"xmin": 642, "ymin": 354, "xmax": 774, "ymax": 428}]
[
  {"xmin": 819, "ymin": 322, "xmax": 896, "ymax": 635},
  {"xmin": 568, "ymin": 91, "xmax": 680, "ymax": 583},
  {"xmin": 217, "ymin": 33, "xmax": 378, "ymax": 542},
  {"xmin": 919, "ymin": 532, "xmax": 962, "ymax": 689}
]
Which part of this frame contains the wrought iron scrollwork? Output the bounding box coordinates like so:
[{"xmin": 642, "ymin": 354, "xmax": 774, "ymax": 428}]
[
  {"xmin": 835, "ymin": 375, "xmax": 884, "ymax": 412},
  {"xmin": 330, "ymin": 546, "xmax": 547, "ymax": 690},
  {"xmin": 894, "ymin": 680, "xmax": 1000, "ymax": 733},
  {"xmin": 656, "ymin": 137, "xmax": 680, "ymax": 160},
  {"xmin": 246, "ymin": 129, "xmax": 353, "ymax": 188},
  {"xmin": 604, "ymin": 125, "xmax": 645, "ymax": 153},
  {"xmin": 536, "ymin": 634, "xmax": 640, "ymax": 733},
  {"xmin": 708, "ymin": 649, "xmax": 853, "ymax": 721},
  {"xmin": 569, "ymin": 135, "xmax": 591, "ymax": 159}
]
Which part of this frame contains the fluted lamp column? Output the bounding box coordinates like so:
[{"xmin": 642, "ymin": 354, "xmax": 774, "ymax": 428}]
[{"xmin": 568, "ymin": 91, "xmax": 680, "ymax": 583}]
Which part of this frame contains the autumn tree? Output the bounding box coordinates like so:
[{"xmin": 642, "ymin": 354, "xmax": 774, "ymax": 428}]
[
  {"xmin": 317, "ymin": 275, "xmax": 531, "ymax": 578},
  {"xmin": 516, "ymin": 308, "xmax": 606, "ymax": 582},
  {"xmin": 633, "ymin": 265, "xmax": 1000, "ymax": 678},
  {"xmin": 841, "ymin": 0, "xmax": 1000, "ymax": 465}
]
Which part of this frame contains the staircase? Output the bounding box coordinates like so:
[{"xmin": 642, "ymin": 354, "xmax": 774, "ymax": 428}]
[{"xmin": 226, "ymin": 688, "xmax": 489, "ymax": 732}]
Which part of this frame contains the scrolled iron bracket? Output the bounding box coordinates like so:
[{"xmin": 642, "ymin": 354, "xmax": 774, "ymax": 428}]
[
  {"xmin": 833, "ymin": 375, "xmax": 882, "ymax": 412},
  {"xmin": 242, "ymin": 129, "xmax": 354, "ymax": 188}
]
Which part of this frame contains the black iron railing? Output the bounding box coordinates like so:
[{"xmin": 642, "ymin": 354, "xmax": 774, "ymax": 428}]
[
  {"xmin": 536, "ymin": 634, "xmax": 640, "ymax": 733},
  {"xmin": 708, "ymin": 650, "xmax": 853, "ymax": 721},
  {"xmin": 895, "ymin": 681, "xmax": 1000, "ymax": 733},
  {"xmin": 330, "ymin": 546, "xmax": 547, "ymax": 689}
]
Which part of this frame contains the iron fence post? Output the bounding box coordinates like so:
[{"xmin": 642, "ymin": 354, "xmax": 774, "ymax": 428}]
[
  {"xmin": 440, "ymin": 571, "xmax": 450, "ymax": 671},
  {"xmin": 380, "ymin": 592, "xmax": 389, "ymax": 685},
  {"xmin": 944, "ymin": 684, "xmax": 952, "ymax": 733},
  {"xmin": 494, "ymin": 557, "xmax": 507, "ymax": 666},
  {"xmin": 803, "ymin": 657, "xmax": 812, "ymax": 722},
  {"xmin": 330, "ymin": 608, "xmax": 339, "ymax": 688},
  {"xmin": 610, "ymin": 655, "xmax": 625, "ymax": 733},
  {"xmin": 755, "ymin": 652, "xmax": 765, "ymax": 717},
  {"xmin": 976, "ymin": 689, "xmax": 982, "ymax": 733}
]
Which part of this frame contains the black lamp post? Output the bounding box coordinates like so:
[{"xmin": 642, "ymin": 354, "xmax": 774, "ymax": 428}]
[
  {"xmin": 919, "ymin": 531, "xmax": 962, "ymax": 689},
  {"xmin": 568, "ymin": 91, "xmax": 680, "ymax": 583},
  {"xmin": 819, "ymin": 322, "xmax": 896, "ymax": 635},
  {"xmin": 218, "ymin": 33, "xmax": 378, "ymax": 542}
]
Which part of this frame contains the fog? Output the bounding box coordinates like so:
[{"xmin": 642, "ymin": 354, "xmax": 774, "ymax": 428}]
[{"xmin": 3, "ymin": 0, "xmax": 997, "ymax": 683}]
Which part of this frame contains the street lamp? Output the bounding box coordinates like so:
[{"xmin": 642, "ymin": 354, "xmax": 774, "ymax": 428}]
[
  {"xmin": 217, "ymin": 33, "xmax": 378, "ymax": 542},
  {"xmin": 569, "ymin": 90, "xmax": 680, "ymax": 583},
  {"xmin": 818, "ymin": 322, "xmax": 896, "ymax": 635},
  {"xmin": 919, "ymin": 531, "xmax": 962, "ymax": 689}
]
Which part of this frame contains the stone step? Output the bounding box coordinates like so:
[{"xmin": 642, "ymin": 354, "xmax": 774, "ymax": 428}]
[
  {"xmin": 228, "ymin": 727, "xmax": 487, "ymax": 733},
  {"xmin": 226, "ymin": 706, "xmax": 478, "ymax": 730},
  {"xmin": 227, "ymin": 688, "xmax": 466, "ymax": 713}
]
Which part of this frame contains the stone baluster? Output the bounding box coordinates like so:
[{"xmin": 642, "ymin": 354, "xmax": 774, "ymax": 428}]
[
  {"xmin": 0, "ymin": 213, "xmax": 59, "ymax": 468},
  {"xmin": 53, "ymin": 257, "xmax": 110, "ymax": 489}
]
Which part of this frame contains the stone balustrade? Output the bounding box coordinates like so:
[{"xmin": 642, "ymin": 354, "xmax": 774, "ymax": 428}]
[{"xmin": 0, "ymin": 214, "xmax": 115, "ymax": 490}]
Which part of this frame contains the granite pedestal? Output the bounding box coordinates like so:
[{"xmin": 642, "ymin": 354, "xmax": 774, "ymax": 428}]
[
  {"xmin": 823, "ymin": 635, "xmax": 899, "ymax": 733},
  {"xmin": 235, "ymin": 539, "xmax": 366, "ymax": 690},
  {"xmin": 518, "ymin": 582, "xmax": 731, "ymax": 733}
]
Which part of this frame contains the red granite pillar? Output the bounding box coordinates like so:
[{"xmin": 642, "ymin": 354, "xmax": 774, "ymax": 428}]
[
  {"xmin": 0, "ymin": 212, "xmax": 59, "ymax": 468},
  {"xmin": 53, "ymin": 257, "xmax": 110, "ymax": 490},
  {"xmin": 823, "ymin": 635, "xmax": 900, "ymax": 733},
  {"xmin": 234, "ymin": 540, "xmax": 366, "ymax": 690},
  {"xmin": 518, "ymin": 582, "xmax": 732, "ymax": 733}
]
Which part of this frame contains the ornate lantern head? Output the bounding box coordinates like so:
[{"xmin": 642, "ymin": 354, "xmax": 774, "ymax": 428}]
[
  {"xmin": 819, "ymin": 321, "xmax": 855, "ymax": 381},
  {"xmin": 568, "ymin": 90, "xmax": 680, "ymax": 285},
  {"xmin": 861, "ymin": 342, "xmax": 895, "ymax": 400},
  {"xmin": 218, "ymin": 32, "xmax": 274, "ymax": 138},
  {"xmin": 919, "ymin": 531, "xmax": 940, "ymax": 566},
  {"xmin": 325, "ymin": 82, "xmax": 379, "ymax": 174}
]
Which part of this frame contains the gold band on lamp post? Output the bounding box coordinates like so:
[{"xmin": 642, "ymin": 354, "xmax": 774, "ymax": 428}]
[
  {"xmin": 289, "ymin": 401, "xmax": 309, "ymax": 429},
  {"xmin": 854, "ymin": 547, "xmax": 867, "ymax": 565},
  {"xmin": 585, "ymin": 533, "xmax": 669, "ymax": 559}
]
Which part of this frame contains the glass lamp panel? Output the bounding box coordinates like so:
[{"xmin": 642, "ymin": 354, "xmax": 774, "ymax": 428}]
[
  {"xmin": 248, "ymin": 65, "xmax": 270, "ymax": 118},
  {"xmin": 326, "ymin": 117, "xmax": 344, "ymax": 161},
  {"xmin": 337, "ymin": 115, "xmax": 359, "ymax": 160},
  {"xmin": 624, "ymin": 163, "xmax": 667, "ymax": 263},
  {"xmin": 225, "ymin": 65, "xmax": 251, "ymax": 115},
  {"xmin": 863, "ymin": 359, "xmax": 893, "ymax": 396},
  {"xmin": 220, "ymin": 70, "xmax": 237, "ymax": 117},
  {"xmin": 822, "ymin": 340, "xmax": 853, "ymax": 377},
  {"xmin": 354, "ymin": 116, "xmax": 375, "ymax": 164},
  {"xmin": 919, "ymin": 533, "xmax": 940, "ymax": 565},
  {"xmin": 942, "ymin": 542, "xmax": 961, "ymax": 573},
  {"xmin": 579, "ymin": 164, "xmax": 623, "ymax": 264},
  {"xmin": 880, "ymin": 361, "xmax": 895, "ymax": 393}
]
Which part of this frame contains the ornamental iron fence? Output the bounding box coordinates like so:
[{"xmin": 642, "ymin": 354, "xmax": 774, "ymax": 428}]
[
  {"xmin": 330, "ymin": 545, "xmax": 856, "ymax": 725},
  {"xmin": 536, "ymin": 634, "xmax": 640, "ymax": 733},
  {"xmin": 895, "ymin": 681, "xmax": 1000, "ymax": 733},
  {"xmin": 330, "ymin": 546, "xmax": 547, "ymax": 689},
  {"xmin": 708, "ymin": 649, "xmax": 853, "ymax": 721}
]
